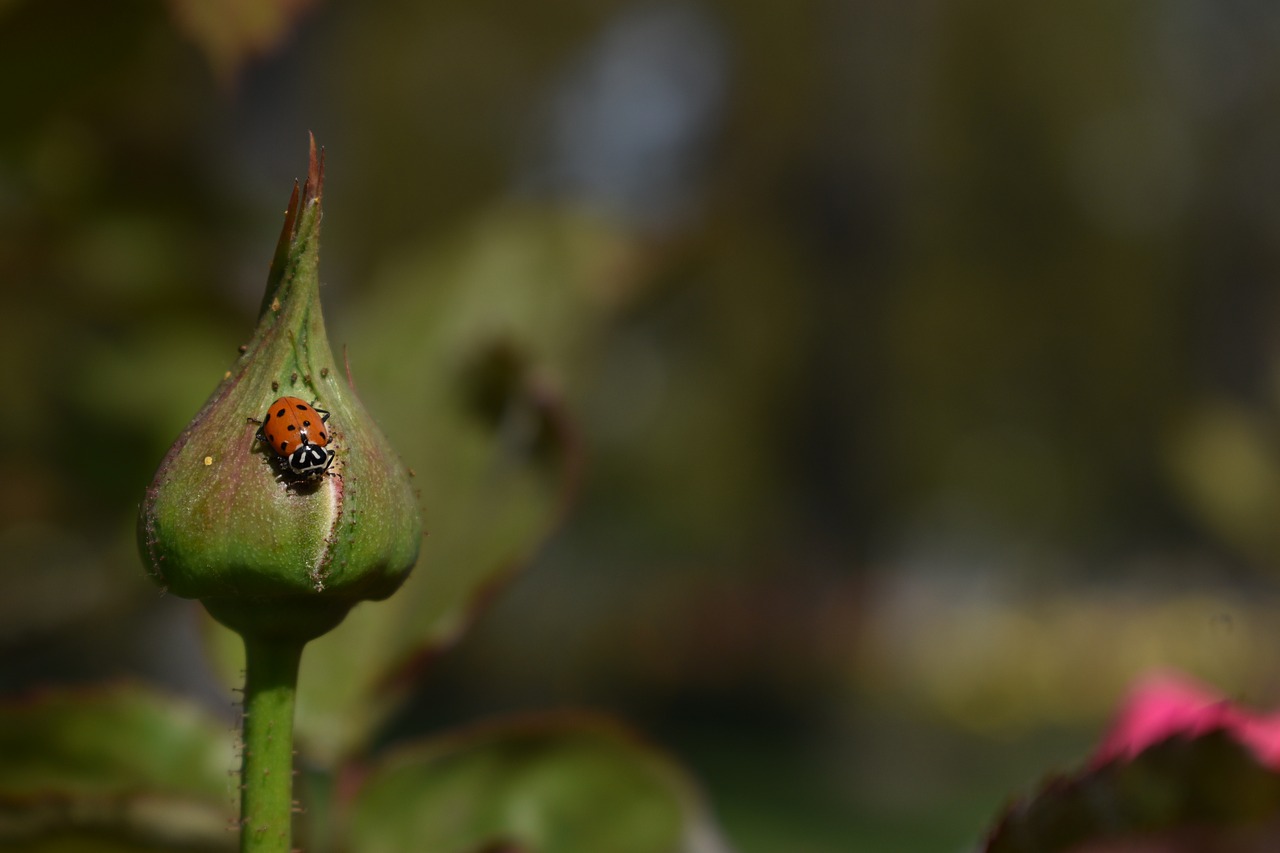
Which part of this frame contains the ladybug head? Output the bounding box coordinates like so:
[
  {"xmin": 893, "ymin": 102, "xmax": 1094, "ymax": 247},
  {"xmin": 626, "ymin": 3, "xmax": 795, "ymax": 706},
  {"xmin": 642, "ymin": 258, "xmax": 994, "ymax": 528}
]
[{"xmin": 286, "ymin": 442, "xmax": 335, "ymax": 480}]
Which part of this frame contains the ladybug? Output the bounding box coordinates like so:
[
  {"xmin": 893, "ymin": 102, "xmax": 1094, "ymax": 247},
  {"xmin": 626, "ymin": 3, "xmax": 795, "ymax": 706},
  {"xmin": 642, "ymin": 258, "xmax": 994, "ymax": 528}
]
[{"xmin": 255, "ymin": 396, "xmax": 335, "ymax": 480}]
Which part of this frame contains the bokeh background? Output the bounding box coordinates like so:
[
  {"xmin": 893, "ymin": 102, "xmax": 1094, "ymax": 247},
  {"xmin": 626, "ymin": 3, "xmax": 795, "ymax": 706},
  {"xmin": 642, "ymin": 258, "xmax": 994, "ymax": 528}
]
[{"xmin": 7, "ymin": 1, "xmax": 1280, "ymax": 850}]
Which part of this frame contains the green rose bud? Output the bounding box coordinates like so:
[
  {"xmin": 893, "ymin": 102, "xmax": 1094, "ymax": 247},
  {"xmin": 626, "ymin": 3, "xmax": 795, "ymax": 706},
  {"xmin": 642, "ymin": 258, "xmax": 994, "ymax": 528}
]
[{"xmin": 138, "ymin": 139, "xmax": 422, "ymax": 644}]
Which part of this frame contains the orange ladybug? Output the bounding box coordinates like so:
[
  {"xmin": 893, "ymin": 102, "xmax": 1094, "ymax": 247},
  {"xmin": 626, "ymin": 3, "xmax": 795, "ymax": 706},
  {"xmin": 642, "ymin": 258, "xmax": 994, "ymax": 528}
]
[{"xmin": 255, "ymin": 396, "xmax": 334, "ymax": 479}]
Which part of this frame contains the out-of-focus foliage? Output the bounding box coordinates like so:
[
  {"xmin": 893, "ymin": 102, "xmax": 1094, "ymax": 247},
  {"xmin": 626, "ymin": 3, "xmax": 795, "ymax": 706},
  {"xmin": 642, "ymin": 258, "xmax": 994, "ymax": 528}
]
[
  {"xmin": 854, "ymin": 581, "xmax": 1264, "ymax": 735},
  {"xmin": 0, "ymin": 679, "xmax": 728, "ymax": 853},
  {"xmin": 0, "ymin": 685, "xmax": 235, "ymax": 852},
  {"xmin": 344, "ymin": 713, "xmax": 728, "ymax": 853}
]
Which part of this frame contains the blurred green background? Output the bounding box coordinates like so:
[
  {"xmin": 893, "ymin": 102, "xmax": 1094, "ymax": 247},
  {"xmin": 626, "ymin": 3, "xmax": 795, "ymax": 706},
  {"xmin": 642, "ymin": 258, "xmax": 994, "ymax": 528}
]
[{"xmin": 6, "ymin": 1, "xmax": 1280, "ymax": 850}]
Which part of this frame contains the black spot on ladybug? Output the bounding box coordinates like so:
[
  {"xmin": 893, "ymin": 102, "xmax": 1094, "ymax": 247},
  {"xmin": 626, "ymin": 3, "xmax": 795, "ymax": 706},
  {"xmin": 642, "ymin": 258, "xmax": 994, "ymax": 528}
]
[
  {"xmin": 287, "ymin": 424, "xmax": 296, "ymax": 431},
  {"xmin": 303, "ymin": 420, "xmax": 311, "ymax": 427},
  {"xmin": 262, "ymin": 413, "xmax": 271, "ymax": 424},
  {"xmin": 280, "ymin": 441, "xmax": 289, "ymax": 452},
  {"xmin": 296, "ymin": 403, "xmax": 307, "ymax": 410},
  {"xmin": 277, "ymin": 408, "xmax": 286, "ymax": 418},
  {"xmin": 318, "ymin": 431, "xmax": 326, "ymax": 441}
]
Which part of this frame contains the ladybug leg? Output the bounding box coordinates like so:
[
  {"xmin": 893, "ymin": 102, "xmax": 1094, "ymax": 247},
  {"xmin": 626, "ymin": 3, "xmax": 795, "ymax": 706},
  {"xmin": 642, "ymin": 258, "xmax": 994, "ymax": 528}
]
[{"xmin": 313, "ymin": 407, "xmax": 330, "ymax": 422}]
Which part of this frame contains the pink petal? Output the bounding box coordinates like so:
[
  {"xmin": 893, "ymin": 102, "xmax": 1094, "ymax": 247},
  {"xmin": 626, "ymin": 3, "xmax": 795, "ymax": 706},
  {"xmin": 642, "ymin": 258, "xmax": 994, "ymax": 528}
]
[{"xmin": 1091, "ymin": 671, "xmax": 1269, "ymax": 768}]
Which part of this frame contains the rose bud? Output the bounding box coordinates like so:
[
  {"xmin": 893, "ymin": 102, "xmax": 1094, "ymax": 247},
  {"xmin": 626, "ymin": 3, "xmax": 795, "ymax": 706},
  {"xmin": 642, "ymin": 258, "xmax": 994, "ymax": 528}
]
[{"xmin": 138, "ymin": 139, "xmax": 422, "ymax": 644}]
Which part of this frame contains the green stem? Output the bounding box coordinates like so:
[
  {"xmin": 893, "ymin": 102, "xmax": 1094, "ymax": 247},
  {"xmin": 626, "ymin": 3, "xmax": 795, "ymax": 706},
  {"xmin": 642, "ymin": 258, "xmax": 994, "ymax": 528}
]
[{"xmin": 240, "ymin": 636, "xmax": 305, "ymax": 853}]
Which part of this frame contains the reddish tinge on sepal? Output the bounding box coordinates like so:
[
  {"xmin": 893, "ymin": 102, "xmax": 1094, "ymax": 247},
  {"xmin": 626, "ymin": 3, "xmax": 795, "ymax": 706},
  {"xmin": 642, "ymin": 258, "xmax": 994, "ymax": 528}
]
[{"xmin": 262, "ymin": 133, "xmax": 325, "ymax": 317}]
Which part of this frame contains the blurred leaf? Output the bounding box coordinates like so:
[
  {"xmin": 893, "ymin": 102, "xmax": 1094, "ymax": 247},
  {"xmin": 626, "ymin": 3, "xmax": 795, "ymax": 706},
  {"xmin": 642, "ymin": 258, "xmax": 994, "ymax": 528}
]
[
  {"xmin": 205, "ymin": 205, "xmax": 639, "ymax": 764},
  {"xmin": 345, "ymin": 713, "xmax": 731, "ymax": 853},
  {"xmin": 983, "ymin": 730, "xmax": 1280, "ymax": 853},
  {"xmin": 165, "ymin": 0, "xmax": 318, "ymax": 82},
  {"xmin": 0, "ymin": 683, "xmax": 236, "ymax": 851}
]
